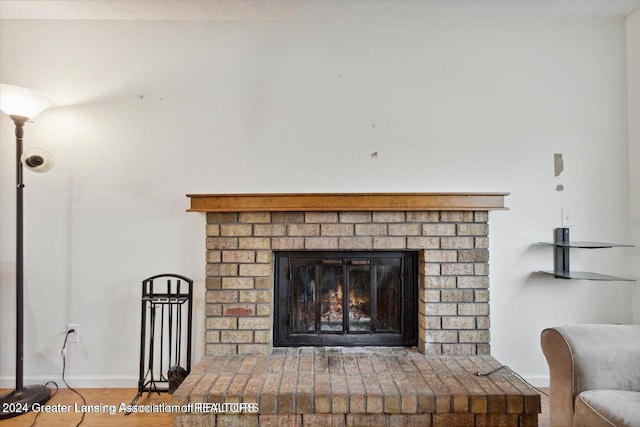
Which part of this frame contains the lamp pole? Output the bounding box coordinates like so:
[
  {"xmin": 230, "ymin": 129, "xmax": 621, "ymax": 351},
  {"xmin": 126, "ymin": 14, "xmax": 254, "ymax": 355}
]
[{"xmin": 14, "ymin": 115, "xmax": 27, "ymax": 391}]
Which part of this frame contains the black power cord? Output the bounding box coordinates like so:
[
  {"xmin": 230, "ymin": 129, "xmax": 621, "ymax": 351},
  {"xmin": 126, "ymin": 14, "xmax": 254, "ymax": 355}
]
[
  {"xmin": 62, "ymin": 328, "xmax": 87, "ymax": 426},
  {"xmin": 474, "ymin": 365, "xmax": 550, "ymax": 397},
  {"xmin": 29, "ymin": 381, "xmax": 58, "ymax": 427},
  {"xmin": 31, "ymin": 329, "xmax": 88, "ymax": 427}
]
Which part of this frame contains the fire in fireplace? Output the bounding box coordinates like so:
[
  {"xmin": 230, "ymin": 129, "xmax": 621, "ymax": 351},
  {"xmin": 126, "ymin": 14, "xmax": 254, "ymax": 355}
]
[{"xmin": 274, "ymin": 251, "xmax": 417, "ymax": 347}]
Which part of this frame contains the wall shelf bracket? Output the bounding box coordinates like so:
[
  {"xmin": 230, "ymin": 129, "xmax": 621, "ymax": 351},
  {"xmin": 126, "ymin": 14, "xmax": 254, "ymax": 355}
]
[{"xmin": 539, "ymin": 228, "xmax": 635, "ymax": 281}]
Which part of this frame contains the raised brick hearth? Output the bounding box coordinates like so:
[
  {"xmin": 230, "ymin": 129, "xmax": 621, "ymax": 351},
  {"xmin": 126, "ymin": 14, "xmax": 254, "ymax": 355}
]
[
  {"xmin": 177, "ymin": 193, "xmax": 541, "ymax": 426},
  {"xmin": 173, "ymin": 348, "xmax": 540, "ymax": 427}
]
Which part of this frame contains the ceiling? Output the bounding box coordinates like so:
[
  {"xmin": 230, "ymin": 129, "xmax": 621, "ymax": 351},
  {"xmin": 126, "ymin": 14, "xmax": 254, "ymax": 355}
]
[{"xmin": 1, "ymin": 0, "xmax": 640, "ymax": 21}]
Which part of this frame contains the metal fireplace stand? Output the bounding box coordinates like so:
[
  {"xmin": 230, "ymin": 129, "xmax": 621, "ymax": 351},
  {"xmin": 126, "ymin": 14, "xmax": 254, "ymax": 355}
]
[{"xmin": 128, "ymin": 274, "xmax": 193, "ymax": 408}]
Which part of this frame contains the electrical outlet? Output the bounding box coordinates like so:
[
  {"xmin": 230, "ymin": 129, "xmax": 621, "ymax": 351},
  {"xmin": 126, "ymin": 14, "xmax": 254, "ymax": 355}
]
[
  {"xmin": 561, "ymin": 209, "xmax": 574, "ymax": 227},
  {"xmin": 67, "ymin": 324, "xmax": 79, "ymax": 343}
]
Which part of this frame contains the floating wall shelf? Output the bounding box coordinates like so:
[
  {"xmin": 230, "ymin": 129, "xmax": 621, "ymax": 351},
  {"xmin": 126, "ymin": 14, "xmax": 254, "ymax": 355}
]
[{"xmin": 539, "ymin": 228, "xmax": 635, "ymax": 281}]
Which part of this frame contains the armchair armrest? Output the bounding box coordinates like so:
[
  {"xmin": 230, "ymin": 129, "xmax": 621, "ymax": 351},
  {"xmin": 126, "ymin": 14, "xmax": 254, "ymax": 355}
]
[{"xmin": 541, "ymin": 324, "xmax": 640, "ymax": 427}]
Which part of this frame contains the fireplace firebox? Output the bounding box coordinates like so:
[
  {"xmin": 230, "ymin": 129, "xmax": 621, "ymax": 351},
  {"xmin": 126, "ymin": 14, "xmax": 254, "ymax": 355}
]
[{"xmin": 274, "ymin": 251, "xmax": 417, "ymax": 347}]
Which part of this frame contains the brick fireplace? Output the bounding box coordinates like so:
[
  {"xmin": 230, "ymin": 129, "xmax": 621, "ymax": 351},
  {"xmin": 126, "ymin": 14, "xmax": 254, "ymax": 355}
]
[
  {"xmin": 188, "ymin": 193, "xmax": 507, "ymax": 357},
  {"xmin": 173, "ymin": 193, "xmax": 541, "ymax": 427}
]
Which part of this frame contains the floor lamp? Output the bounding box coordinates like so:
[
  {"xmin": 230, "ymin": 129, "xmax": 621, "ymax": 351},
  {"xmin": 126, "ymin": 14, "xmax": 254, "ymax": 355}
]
[{"xmin": 0, "ymin": 84, "xmax": 55, "ymax": 419}]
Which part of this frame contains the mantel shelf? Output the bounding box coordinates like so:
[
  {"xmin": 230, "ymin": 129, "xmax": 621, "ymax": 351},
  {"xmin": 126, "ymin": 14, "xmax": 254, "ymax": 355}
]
[{"xmin": 186, "ymin": 192, "xmax": 509, "ymax": 212}]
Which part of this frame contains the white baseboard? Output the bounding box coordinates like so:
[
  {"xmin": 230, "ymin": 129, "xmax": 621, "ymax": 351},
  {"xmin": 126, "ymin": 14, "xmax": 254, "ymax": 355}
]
[{"xmin": 0, "ymin": 375, "xmax": 137, "ymax": 389}]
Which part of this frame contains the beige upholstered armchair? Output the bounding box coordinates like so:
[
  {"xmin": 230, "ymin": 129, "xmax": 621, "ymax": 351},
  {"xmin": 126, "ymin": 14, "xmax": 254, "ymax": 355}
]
[{"xmin": 541, "ymin": 324, "xmax": 640, "ymax": 427}]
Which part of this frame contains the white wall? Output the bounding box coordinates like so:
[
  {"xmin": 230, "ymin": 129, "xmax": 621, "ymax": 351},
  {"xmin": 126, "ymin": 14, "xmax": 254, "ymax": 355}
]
[{"xmin": 1, "ymin": 15, "xmax": 636, "ymax": 387}]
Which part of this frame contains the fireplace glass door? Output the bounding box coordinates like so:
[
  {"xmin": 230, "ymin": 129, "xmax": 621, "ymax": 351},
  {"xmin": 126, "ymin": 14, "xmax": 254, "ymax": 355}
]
[{"xmin": 275, "ymin": 251, "xmax": 417, "ymax": 347}]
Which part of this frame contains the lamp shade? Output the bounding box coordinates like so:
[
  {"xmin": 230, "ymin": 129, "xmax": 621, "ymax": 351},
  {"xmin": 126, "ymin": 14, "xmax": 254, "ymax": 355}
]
[{"xmin": 0, "ymin": 84, "xmax": 54, "ymax": 119}]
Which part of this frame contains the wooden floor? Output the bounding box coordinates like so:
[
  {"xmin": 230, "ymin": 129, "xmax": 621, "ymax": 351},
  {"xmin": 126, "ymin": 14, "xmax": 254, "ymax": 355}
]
[
  {"xmin": 1, "ymin": 387, "xmax": 549, "ymax": 426},
  {"xmin": 0, "ymin": 388, "xmax": 172, "ymax": 426}
]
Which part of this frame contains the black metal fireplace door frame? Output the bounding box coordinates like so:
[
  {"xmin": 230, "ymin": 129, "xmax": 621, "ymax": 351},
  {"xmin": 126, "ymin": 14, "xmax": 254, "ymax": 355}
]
[{"xmin": 274, "ymin": 251, "xmax": 417, "ymax": 347}]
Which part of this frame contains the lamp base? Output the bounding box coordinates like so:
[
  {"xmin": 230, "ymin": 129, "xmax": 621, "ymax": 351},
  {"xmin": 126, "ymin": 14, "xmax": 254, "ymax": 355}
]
[{"xmin": 0, "ymin": 385, "xmax": 51, "ymax": 419}]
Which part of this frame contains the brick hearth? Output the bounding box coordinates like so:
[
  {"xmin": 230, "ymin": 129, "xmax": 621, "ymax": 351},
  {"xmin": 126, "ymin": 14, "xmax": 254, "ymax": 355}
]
[{"xmin": 173, "ymin": 347, "xmax": 540, "ymax": 427}]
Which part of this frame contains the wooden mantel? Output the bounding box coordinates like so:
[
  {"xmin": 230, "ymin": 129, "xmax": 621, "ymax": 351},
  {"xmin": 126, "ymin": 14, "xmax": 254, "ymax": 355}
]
[{"xmin": 187, "ymin": 192, "xmax": 508, "ymax": 212}]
